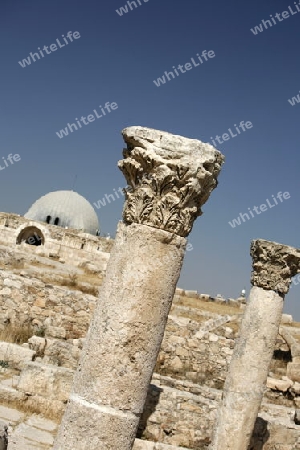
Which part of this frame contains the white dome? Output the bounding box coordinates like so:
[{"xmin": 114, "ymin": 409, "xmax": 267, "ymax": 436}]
[{"xmin": 24, "ymin": 190, "xmax": 99, "ymax": 236}]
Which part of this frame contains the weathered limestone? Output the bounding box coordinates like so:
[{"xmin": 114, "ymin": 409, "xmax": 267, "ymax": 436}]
[
  {"xmin": 132, "ymin": 440, "xmax": 190, "ymax": 450},
  {"xmin": 17, "ymin": 362, "xmax": 74, "ymax": 402},
  {"xmin": 266, "ymin": 376, "xmax": 293, "ymax": 392},
  {"xmin": 287, "ymin": 363, "xmax": 300, "ymax": 382},
  {"xmin": 53, "ymin": 126, "xmax": 224, "ymax": 450},
  {"xmin": 282, "ymin": 313, "xmax": 293, "ymax": 324},
  {"xmin": 210, "ymin": 239, "xmax": 300, "ymax": 450},
  {"xmin": 119, "ymin": 126, "xmax": 224, "ymax": 237},
  {"xmin": 250, "ymin": 239, "xmax": 300, "ymax": 294},
  {"xmin": 0, "ymin": 343, "xmax": 35, "ymax": 370}
]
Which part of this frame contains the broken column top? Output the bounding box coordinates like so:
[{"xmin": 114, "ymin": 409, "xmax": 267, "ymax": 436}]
[
  {"xmin": 118, "ymin": 126, "xmax": 225, "ymax": 237},
  {"xmin": 251, "ymin": 239, "xmax": 300, "ymax": 295}
]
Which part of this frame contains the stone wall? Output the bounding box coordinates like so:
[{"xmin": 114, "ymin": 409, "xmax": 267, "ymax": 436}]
[
  {"xmin": 0, "ymin": 267, "xmax": 294, "ymax": 387},
  {"xmin": 0, "ymin": 268, "xmax": 241, "ymax": 385},
  {"xmin": 155, "ymin": 302, "xmax": 240, "ymax": 389},
  {"xmin": 0, "ymin": 212, "xmax": 113, "ymax": 267},
  {"xmin": 138, "ymin": 374, "xmax": 220, "ymax": 448},
  {"xmin": 0, "ymin": 270, "xmax": 96, "ymax": 339}
]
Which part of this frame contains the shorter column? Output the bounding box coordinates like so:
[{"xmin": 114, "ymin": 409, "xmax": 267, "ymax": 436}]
[{"xmin": 210, "ymin": 239, "xmax": 300, "ymax": 450}]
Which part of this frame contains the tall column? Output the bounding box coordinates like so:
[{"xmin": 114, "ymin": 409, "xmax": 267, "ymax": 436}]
[
  {"xmin": 210, "ymin": 239, "xmax": 300, "ymax": 450},
  {"xmin": 53, "ymin": 126, "xmax": 224, "ymax": 450}
]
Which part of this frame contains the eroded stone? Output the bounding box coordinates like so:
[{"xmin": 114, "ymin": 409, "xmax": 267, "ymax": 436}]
[{"xmin": 250, "ymin": 239, "xmax": 300, "ymax": 294}]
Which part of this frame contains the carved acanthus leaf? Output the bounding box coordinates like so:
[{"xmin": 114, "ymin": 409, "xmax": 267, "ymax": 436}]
[
  {"xmin": 250, "ymin": 239, "xmax": 300, "ymax": 295},
  {"xmin": 118, "ymin": 126, "xmax": 225, "ymax": 237}
]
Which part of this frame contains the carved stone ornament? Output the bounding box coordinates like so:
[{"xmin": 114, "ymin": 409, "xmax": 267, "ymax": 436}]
[
  {"xmin": 250, "ymin": 239, "xmax": 300, "ymax": 294},
  {"xmin": 118, "ymin": 126, "xmax": 225, "ymax": 237}
]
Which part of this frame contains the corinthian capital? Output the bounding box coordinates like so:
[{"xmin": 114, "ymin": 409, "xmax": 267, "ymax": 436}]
[
  {"xmin": 250, "ymin": 239, "xmax": 300, "ymax": 294},
  {"xmin": 118, "ymin": 126, "xmax": 225, "ymax": 237}
]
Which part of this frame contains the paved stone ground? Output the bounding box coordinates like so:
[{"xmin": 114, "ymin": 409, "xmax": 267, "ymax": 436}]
[
  {"xmin": 0, "ymin": 405, "xmax": 58, "ymax": 449},
  {"xmin": 0, "ymin": 370, "xmax": 58, "ymax": 449}
]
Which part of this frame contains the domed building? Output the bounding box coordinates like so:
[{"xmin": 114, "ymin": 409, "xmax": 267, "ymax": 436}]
[{"xmin": 24, "ymin": 190, "xmax": 100, "ymax": 236}]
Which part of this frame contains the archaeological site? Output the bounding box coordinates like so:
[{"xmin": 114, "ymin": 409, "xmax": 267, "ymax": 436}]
[{"xmin": 0, "ymin": 127, "xmax": 300, "ymax": 450}]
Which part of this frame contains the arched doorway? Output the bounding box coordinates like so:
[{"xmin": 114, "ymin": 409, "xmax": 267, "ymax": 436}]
[{"xmin": 16, "ymin": 226, "xmax": 45, "ymax": 246}]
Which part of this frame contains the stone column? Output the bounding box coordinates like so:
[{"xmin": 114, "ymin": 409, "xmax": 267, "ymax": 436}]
[
  {"xmin": 210, "ymin": 239, "xmax": 300, "ymax": 450},
  {"xmin": 53, "ymin": 126, "xmax": 224, "ymax": 450}
]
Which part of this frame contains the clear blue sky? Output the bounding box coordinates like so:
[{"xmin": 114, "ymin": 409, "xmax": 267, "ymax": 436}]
[{"xmin": 1, "ymin": 0, "xmax": 300, "ymax": 318}]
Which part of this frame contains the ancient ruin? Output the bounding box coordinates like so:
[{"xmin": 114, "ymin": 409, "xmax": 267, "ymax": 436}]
[
  {"xmin": 0, "ymin": 235, "xmax": 300, "ymax": 448},
  {"xmin": 0, "ymin": 129, "xmax": 299, "ymax": 449}
]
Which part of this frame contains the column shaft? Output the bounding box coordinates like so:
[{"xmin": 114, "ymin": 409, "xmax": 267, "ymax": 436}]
[
  {"xmin": 53, "ymin": 222, "xmax": 186, "ymax": 450},
  {"xmin": 210, "ymin": 285, "xmax": 283, "ymax": 450}
]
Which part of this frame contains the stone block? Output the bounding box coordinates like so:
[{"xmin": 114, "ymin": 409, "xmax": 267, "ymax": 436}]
[
  {"xmin": 45, "ymin": 326, "xmax": 66, "ymax": 339},
  {"xmin": 287, "ymin": 363, "xmax": 300, "ymax": 383},
  {"xmin": 184, "ymin": 290, "xmax": 198, "ymax": 298},
  {"xmin": 133, "ymin": 440, "xmax": 155, "ymax": 450},
  {"xmin": 281, "ymin": 314, "xmax": 293, "ymax": 324},
  {"xmin": 175, "ymin": 288, "xmax": 184, "ymax": 295},
  {"xmin": 0, "ymin": 385, "xmax": 27, "ymax": 409},
  {"xmin": 3, "ymin": 278, "xmax": 21, "ymax": 289},
  {"xmin": 44, "ymin": 340, "xmax": 81, "ymax": 369},
  {"xmin": 25, "ymin": 394, "xmax": 66, "ymax": 419},
  {"xmin": 133, "ymin": 440, "xmax": 190, "ymax": 450},
  {"xmin": 199, "ymin": 294, "xmax": 210, "ymax": 301},
  {"xmin": 291, "ymin": 382, "xmax": 300, "ymax": 395},
  {"xmin": 266, "ymin": 377, "xmax": 292, "ymax": 392},
  {"xmin": 0, "ymin": 405, "xmax": 24, "ymax": 424},
  {"xmin": 214, "ymin": 297, "xmax": 226, "ymax": 304},
  {"xmin": 170, "ymin": 356, "xmax": 183, "ymax": 371},
  {"xmin": 0, "ymin": 343, "xmax": 35, "ymax": 370},
  {"xmin": 11, "ymin": 422, "xmax": 54, "ymax": 446},
  {"xmin": 33, "ymin": 298, "xmax": 46, "ymax": 308},
  {"xmin": 27, "ymin": 336, "xmax": 48, "ymax": 354},
  {"xmin": 26, "ymin": 415, "xmax": 57, "ymax": 432},
  {"xmin": 291, "ymin": 343, "xmax": 300, "ymax": 359},
  {"xmin": 224, "ymin": 327, "xmax": 234, "ymax": 339},
  {"xmin": 17, "ymin": 362, "xmax": 73, "ymax": 402}
]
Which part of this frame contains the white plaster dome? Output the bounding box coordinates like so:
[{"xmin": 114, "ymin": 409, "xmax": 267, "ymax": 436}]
[{"xmin": 24, "ymin": 190, "xmax": 100, "ymax": 235}]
